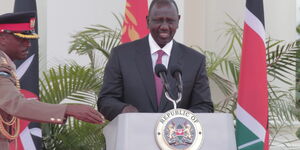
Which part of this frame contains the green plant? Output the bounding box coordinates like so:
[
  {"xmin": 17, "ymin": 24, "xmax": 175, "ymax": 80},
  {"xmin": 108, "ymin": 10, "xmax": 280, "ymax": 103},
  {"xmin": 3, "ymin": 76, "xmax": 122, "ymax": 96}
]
[
  {"xmin": 40, "ymin": 15, "xmax": 122, "ymax": 149},
  {"xmin": 69, "ymin": 14, "xmax": 122, "ymax": 70},
  {"xmin": 294, "ymin": 24, "xmax": 300, "ymax": 139},
  {"xmin": 40, "ymin": 65, "xmax": 106, "ymax": 150},
  {"xmin": 196, "ymin": 17, "xmax": 300, "ymax": 147}
]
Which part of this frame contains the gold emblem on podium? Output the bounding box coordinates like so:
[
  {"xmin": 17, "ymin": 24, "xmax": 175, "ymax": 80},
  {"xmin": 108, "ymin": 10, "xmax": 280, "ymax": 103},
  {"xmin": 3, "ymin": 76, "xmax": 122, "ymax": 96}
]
[
  {"xmin": 154, "ymin": 64, "xmax": 203, "ymax": 149},
  {"xmin": 155, "ymin": 109, "xmax": 203, "ymax": 150}
]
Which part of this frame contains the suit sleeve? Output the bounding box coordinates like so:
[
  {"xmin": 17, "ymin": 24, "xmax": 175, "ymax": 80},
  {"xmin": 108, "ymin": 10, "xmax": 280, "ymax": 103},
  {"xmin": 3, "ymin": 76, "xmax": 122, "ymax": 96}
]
[
  {"xmin": 98, "ymin": 48, "xmax": 128, "ymax": 121},
  {"xmin": 188, "ymin": 56, "xmax": 214, "ymax": 113},
  {"xmin": 0, "ymin": 74, "xmax": 67, "ymax": 124}
]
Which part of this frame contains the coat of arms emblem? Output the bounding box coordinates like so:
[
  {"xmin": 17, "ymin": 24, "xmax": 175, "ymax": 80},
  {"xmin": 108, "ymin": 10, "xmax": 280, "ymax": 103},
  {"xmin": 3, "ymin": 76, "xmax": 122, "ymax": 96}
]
[{"xmin": 155, "ymin": 109, "xmax": 203, "ymax": 150}]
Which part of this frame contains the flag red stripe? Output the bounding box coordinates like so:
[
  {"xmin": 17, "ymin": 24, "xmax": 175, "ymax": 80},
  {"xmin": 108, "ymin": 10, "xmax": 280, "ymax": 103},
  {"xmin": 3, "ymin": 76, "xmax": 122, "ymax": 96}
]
[
  {"xmin": 238, "ymin": 23, "xmax": 268, "ymax": 127},
  {"xmin": 9, "ymin": 136, "xmax": 25, "ymax": 150},
  {"xmin": 10, "ymin": 90, "xmax": 38, "ymax": 149},
  {"xmin": 264, "ymin": 129, "xmax": 269, "ymax": 150},
  {"xmin": 121, "ymin": 0, "xmax": 149, "ymax": 43}
]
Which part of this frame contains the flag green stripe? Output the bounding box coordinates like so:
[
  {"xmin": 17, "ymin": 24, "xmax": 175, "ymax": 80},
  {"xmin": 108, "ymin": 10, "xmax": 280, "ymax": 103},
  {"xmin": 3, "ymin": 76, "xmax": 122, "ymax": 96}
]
[
  {"xmin": 239, "ymin": 141, "xmax": 264, "ymax": 150},
  {"xmin": 236, "ymin": 119, "xmax": 262, "ymax": 147},
  {"xmin": 236, "ymin": 104, "xmax": 266, "ymax": 141}
]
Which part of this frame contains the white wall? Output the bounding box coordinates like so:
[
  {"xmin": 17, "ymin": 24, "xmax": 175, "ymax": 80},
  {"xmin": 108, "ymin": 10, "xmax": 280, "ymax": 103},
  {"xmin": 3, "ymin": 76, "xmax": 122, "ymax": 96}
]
[
  {"xmin": 184, "ymin": 0, "xmax": 296, "ymax": 51},
  {"xmin": 43, "ymin": 0, "xmax": 125, "ymax": 68},
  {"xmin": 298, "ymin": 0, "xmax": 300, "ymax": 40},
  {"xmin": 1, "ymin": 0, "xmax": 299, "ymax": 147},
  {"xmin": 1, "ymin": 0, "xmax": 297, "ymax": 103},
  {"xmin": 41, "ymin": 0, "xmax": 184, "ymax": 69},
  {"xmin": 1, "ymin": 1, "xmax": 298, "ymax": 147},
  {"xmin": 1, "ymin": 0, "xmax": 296, "ymax": 90},
  {"xmin": 265, "ymin": 0, "xmax": 296, "ymax": 42},
  {"xmin": 184, "ymin": 0, "xmax": 297, "ymax": 102},
  {"xmin": 298, "ymin": 0, "xmax": 300, "ymax": 32},
  {"xmin": 184, "ymin": 0, "xmax": 245, "ymax": 51},
  {"xmin": 3, "ymin": 0, "xmax": 296, "ymax": 69},
  {"xmin": 0, "ymin": 0, "xmax": 14, "ymax": 14}
]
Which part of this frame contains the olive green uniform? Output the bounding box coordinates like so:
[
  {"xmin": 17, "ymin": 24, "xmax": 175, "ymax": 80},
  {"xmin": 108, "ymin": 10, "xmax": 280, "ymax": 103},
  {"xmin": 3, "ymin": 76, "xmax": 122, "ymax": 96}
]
[{"xmin": 0, "ymin": 50, "xmax": 66, "ymax": 149}]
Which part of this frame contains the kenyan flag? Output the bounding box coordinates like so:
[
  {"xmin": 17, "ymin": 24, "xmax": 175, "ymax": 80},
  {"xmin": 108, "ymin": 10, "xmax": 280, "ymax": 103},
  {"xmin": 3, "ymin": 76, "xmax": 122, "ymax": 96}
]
[{"xmin": 236, "ymin": 0, "xmax": 269, "ymax": 150}]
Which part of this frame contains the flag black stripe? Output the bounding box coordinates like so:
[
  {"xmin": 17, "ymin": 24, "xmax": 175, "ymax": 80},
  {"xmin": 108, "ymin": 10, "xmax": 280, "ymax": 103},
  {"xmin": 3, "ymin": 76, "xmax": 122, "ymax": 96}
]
[
  {"xmin": 29, "ymin": 122, "xmax": 42, "ymax": 150},
  {"xmin": 14, "ymin": 0, "xmax": 39, "ymax": 96},
  {"xmin": 246, "ymin": 0, "xmax": 265, "ymax": 27},
  {"xmin": 14, "ymin": 0, "xmax": 37, "ymax": 12},
  {"xmin": 14, "ymin": 0, "xmax": 41, "ymax": 150}
]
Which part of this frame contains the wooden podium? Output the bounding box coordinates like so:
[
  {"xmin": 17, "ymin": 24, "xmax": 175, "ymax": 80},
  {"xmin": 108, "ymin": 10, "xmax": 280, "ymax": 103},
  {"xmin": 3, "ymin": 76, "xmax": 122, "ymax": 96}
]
[{"xmin": 103, "ymin": 113, "xmax": 237, "ymax": 150}]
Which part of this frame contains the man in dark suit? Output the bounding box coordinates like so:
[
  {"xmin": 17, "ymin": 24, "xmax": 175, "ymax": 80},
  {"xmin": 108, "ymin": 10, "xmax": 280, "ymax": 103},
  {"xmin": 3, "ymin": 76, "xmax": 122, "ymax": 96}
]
[{"xmin": 98, "ymin": 0, "xmax": 214, "ymax": 121}]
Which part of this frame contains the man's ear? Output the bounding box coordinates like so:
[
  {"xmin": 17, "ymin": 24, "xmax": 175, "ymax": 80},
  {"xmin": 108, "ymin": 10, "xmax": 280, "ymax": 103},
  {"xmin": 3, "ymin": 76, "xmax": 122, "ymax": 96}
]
[
  {"xmin": 0, "ymin": 34, "xmax": 6, "ymax": 45},
  {"xmin": 176, "ymin": 15, "xmax": 181, "ymax": 29},
  {"xmin": 146, "ymin": 16, "xmax": 150, "ymax": 28}
]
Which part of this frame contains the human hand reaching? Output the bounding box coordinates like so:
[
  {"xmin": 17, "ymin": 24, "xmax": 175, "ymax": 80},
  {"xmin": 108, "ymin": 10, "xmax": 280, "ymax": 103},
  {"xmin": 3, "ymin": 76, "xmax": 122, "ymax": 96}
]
[{"xmin": 65, "ymin": 104, "xmax": 105, "ymax": 124}]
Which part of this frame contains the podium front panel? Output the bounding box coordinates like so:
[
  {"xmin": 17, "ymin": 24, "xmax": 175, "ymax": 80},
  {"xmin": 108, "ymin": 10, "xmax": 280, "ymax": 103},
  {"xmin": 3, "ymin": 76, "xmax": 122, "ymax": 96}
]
[{"xmin": 103, "ymin": 113, "xmax": 236, "ymax": 150}]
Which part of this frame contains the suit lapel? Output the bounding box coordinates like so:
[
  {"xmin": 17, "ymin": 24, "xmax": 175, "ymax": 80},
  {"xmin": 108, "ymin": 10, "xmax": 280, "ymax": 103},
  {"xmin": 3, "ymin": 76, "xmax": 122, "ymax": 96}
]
[
  {"xmin": 159, "ymin": 41, "xmax": 184, "ymax": 112},
  {"xmin": 135, "ymin": 37, "xmax": 158, "ymax": 111}
]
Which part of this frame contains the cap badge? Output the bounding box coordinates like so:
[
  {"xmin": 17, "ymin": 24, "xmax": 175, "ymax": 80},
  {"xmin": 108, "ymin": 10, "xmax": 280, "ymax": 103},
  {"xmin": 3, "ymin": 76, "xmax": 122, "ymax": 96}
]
[{"xmin": 30, "ymin": 18, "xmax": 35, "ymax": 29}]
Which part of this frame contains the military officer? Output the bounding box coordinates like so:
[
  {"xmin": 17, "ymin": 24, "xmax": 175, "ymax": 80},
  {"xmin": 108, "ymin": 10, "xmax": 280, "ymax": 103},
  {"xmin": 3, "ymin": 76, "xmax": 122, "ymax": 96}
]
[{"xmin": 0, "ymin": 11, "xmax": 105, "ymax": 149}]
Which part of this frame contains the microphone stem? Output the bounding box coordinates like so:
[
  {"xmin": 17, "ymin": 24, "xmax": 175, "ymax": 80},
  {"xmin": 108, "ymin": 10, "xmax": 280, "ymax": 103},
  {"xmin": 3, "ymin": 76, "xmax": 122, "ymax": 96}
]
[
  {"xmin": 165, "ymin": 92, "xmax": 177, "ymax": 109},
  {"xmin": 165, "ymin": 92, "xmax": 182, "ymax": 109}
]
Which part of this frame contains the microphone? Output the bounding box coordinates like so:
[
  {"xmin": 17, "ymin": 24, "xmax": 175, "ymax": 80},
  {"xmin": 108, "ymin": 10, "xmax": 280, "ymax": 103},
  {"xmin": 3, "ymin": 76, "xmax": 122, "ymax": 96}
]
[
  {"xmin": 170, "ymin": 65, "xmax": 183, "ymax": 93},
  {"xmin": 154, "ymin": 64, "xmax": 171, "ymax": 94}
]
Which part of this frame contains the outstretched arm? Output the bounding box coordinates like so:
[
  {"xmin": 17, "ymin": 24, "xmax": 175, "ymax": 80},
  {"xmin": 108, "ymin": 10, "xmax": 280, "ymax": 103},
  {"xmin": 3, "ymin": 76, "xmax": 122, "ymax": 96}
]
[{"xmin": 0, "ymin": 76, "xmax": 105, "ymax": 124}]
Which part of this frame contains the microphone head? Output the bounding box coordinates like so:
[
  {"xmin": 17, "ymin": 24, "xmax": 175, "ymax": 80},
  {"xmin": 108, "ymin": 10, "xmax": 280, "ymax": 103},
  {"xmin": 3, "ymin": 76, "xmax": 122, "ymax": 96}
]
[
  {"xmin": 154, "ymin": 64, "xmax": 167, "ymax": 77},
  {"xmin": 170, "ymin": 65, "xmax": 182, "ymax": 77}
]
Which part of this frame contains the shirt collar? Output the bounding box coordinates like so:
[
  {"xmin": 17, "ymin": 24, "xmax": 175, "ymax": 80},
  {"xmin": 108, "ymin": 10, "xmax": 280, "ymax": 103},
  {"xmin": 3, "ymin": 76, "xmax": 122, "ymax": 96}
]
[{"xmin": 148, "ymin": 34, "xmax": 173, "ymax": 55}]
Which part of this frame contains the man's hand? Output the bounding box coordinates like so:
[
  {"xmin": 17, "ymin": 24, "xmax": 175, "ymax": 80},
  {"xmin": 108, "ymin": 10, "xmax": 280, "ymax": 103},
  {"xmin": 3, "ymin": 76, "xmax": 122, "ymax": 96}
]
[
  {"xmin": 65, "ymin": 104, "xmax": 105, "ymax": 124},
  {"xmin": 122, "ymin": 105, "xmax": 138, "ymax": 113}
]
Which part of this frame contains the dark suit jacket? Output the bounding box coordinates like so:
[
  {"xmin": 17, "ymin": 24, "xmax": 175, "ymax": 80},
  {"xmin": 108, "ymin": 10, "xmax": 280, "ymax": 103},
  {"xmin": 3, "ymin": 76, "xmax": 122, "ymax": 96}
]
[{"xmin": 98, "ymin": 36, "xmax": 213, "ymax": 121}]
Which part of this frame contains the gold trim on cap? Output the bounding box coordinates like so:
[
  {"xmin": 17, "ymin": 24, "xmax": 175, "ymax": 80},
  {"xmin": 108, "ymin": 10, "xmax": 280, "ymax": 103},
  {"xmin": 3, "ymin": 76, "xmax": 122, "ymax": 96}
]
[{"xmin": 13, "ymin": 33, "xmax": 39, "ymax": 39}]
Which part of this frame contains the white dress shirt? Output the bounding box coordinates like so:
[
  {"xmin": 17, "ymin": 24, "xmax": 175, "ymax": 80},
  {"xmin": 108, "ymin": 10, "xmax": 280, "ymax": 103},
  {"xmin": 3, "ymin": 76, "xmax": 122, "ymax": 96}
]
[{"xmin": 148, "ymin": 34, "xmax": 173, "ymax": 71}]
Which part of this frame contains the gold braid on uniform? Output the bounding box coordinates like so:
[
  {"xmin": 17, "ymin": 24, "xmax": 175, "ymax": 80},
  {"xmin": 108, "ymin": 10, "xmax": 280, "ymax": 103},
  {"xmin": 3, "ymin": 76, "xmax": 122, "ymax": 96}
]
[
  {"xmin": 0, "ymin": 115, "xmax": 20, "ymax": 140},
  {"xmin": 0, "ymin": 58, "xmax": 21, "ymax": 140}
]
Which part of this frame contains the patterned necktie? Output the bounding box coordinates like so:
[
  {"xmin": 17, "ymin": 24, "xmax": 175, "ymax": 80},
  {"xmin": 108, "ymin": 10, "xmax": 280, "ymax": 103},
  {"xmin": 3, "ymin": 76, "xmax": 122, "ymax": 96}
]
[{"xmin": 154, "ymin": 50, "xmax": 165, "ymax": 106}]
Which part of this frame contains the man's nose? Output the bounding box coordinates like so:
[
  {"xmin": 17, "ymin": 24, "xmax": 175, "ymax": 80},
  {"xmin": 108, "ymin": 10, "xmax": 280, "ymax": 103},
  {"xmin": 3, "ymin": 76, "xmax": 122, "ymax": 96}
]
[
  {"xmin": 160, "ymin": 22, "xmax": 169, "ymax": 30},
  {"xmin": 23, "ymin": 39, "xmax": 31, "ymax": 47}
]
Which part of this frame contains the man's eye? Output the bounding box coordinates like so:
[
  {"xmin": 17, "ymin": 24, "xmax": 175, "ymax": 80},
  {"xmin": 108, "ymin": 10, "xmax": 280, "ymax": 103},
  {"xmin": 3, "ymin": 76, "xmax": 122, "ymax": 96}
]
[
  {"xmin": 153, "ymin": 19, "xmax": 162, "ymax": 23},
  {"xmin": 167, "ymin": 19, "xmax": 176, "ymax": 24},
  {"xmin": 168, "ymin": 21, "xmax": 174, "ymax": 24},
  {"xmin": 151, "ymin": 18, "xmax": 177, "ymax": 24}
]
